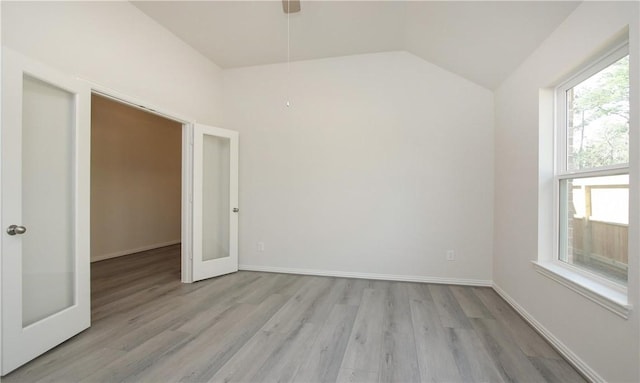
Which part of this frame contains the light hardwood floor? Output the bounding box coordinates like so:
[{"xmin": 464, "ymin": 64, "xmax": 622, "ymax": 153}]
[{"xmin": 4, "ymin": 245, "xmax": 586, "ymax": 383}]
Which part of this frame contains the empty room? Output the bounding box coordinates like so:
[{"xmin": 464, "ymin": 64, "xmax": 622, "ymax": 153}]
[{"xmin": 0, "ymin": 1, "xmax": 638, "ymax": 382}]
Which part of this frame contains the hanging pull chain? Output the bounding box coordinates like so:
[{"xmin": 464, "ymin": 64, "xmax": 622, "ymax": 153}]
[{"xmin": 286, "ymin": 0, "xmax": 291, "ymax": 108}]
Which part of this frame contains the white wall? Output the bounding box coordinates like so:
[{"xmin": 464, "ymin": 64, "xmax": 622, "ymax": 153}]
[
  {"xmin": 1, "ymin": 1, "xmax": 222, "ymax": 125},
  {"xmin": 91, "ymin": 95, "xmax": 182, "ymax": 262},
  {"xmin": 223, "ymin": 51, "xmax": 494, "ymax": 284},
  {"xmin": 494, "ymin": 2, "xmax": 640, "ymax": 382}
]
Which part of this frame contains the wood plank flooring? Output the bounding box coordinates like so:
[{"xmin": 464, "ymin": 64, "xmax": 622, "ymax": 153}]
[{"xmin": 3, "ymin": 245, "xmax": 586, "ymax": 383}]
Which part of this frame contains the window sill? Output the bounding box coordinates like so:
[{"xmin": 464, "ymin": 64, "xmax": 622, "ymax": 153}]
[{"xmin": 532, "ymin": 260, "xmax": 631, "ymax": 319}]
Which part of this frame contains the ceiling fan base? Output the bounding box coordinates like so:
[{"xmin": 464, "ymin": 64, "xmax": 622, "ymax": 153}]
[{"xmin": 282, "ymin": 0, "xmax": 301, "ymax": 14}]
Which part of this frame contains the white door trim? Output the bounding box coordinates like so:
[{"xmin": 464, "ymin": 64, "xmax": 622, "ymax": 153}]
[{"xmin": 84, "ymin": 81, "xmax": 196, "ymax": 283}]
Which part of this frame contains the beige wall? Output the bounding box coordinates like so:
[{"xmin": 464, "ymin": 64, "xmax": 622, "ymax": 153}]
[
  {"xmin": 91, "ymin": 95, "xmax": 182, "ymax": 262},
  {"xmin": 222, "ymin": 52, "xmax": 494, "ymax": 283}
]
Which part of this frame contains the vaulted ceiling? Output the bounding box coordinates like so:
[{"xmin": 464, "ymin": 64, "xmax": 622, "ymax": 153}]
[{"xmin": 132, "ymin": 1, "xmax": 580, "ymax": 89}]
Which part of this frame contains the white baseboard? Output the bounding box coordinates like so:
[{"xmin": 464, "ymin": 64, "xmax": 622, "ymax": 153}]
[
  {"xmin": 492, "ymin": 283, "xmax": 602, "ymax": 383},
  {"xmin": 91, "ymin": 240, "xmax": 181, "ymax": 262},
  {"xmin": 238, "ymin": 264, "xmax": 492, "ymax": 287}
]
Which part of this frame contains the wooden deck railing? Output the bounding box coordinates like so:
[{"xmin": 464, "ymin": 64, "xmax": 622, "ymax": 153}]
[{"xmin": 571, "ymin": 218, "xmax": 628, "ymax": 269}]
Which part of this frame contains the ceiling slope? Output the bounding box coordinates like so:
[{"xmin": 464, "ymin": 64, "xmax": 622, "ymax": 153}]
[
  {"xmin": 133, "ymin": 1, "xmax": 580, "ymax": 89},
  {"xmin": 404, "ymin": 1, "xmax": 580, "ymax": 89}
]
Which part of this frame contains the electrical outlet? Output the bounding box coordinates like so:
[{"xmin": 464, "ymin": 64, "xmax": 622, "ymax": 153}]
[
  {"xmin": 446, "ymin": 250, "xmax": 455, "ymax": 261},
  {"xmin": 257, "ymin": 242, "xmax": 265, "ymax": 252}
]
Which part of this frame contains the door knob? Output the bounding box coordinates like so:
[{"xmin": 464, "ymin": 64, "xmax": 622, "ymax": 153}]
[
  {"xmin": 233, "ymin": 208, "xmax": 239, "ymax": 213},
  {"xmin": 7, "ymin": 225, "xmax": 27, "ymax": 236}
]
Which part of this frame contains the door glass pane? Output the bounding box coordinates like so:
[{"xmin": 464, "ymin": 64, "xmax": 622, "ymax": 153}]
[
  {"xmin": 22, "ymin": 75, "xmax": 75, "ymax": 327},
  {"xmin": 202, "ymin": 134, "xmax": 230, "ymax": 261}
]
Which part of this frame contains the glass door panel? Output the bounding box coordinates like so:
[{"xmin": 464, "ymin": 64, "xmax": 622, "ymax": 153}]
[
  {"xmin": 202, "ymin": 135, "xmax": 230, "ymax": 261},
  {"xmin": 22, "ymin": 75, "xmax": 76, "ymax": 327}
]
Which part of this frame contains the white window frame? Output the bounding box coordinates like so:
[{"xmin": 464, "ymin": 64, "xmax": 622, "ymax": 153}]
[
  {"xmin": 555, "ymin": 43, "xmax": 630, "ymax": 177},
  {"xmin": 533, "ymin": 42, "xmax": 632, "ymax": 319}
]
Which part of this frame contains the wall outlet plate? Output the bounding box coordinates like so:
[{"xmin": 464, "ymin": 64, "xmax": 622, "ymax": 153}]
[{"xmin": 446, "ymin": 250, "xmax": 455, "ymax": 261}]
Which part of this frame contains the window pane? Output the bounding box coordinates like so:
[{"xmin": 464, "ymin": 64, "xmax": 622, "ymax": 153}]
[
  {"xmin": 566, "ymin": 55, "xmax": 629, "ymax": 171},
  {"xmin": 559, "ymin": 175, "xmax": 628, "ymax": 285}
]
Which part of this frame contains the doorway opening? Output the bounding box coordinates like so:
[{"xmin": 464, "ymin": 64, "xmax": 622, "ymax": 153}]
[{"xmin": 89, "ymin": 93, "xmax": 188, "ymax": 316}]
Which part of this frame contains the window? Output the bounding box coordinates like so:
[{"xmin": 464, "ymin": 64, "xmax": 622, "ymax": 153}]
[{"xmin": 556, "ymin": 44, "xmax": 629, "ymax": 287}]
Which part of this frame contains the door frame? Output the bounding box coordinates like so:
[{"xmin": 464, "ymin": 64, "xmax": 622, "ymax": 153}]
[{"xmin": 87, "ymin": 82, "xmax": 196, "ymax": 283}]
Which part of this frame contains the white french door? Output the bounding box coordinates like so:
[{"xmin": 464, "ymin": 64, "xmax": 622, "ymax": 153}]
[
  {"xmin": 1, "ymin": 49, "xmax": 91, "ymax": 375},
  {"xmin": 192, "ymin": 124, "xmax": 239, "ymax": 282}
]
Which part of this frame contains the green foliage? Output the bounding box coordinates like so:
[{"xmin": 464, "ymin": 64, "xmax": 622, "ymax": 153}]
[{"xmin": 569, "ymin": 55, "xmax": 629, "ymax": 170}]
